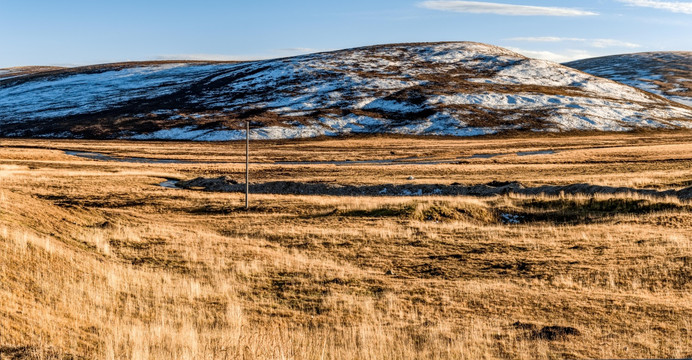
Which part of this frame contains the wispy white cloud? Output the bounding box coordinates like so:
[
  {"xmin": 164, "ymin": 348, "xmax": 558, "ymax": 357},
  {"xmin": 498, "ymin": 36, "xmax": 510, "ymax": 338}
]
[
  {"xmin": 507, "ymin": 37, "xmax": 640, "ymax": 48},
  {"xmin": 418, "ymin": 1, "xmax": 598, "ymax": 16},
  {"xmin": 505, "ymin": 47, "xmax": 597, "ymax": 63},
  {"xmin": 589, "ymin": 39, "xmax": 640, "ymax": 48},
  {"xmin": 617, "ymin": 0, "xmax": 692, "ymax": 14}
]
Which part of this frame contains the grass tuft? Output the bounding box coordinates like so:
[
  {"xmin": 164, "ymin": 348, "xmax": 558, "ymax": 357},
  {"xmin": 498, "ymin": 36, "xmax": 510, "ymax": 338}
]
[{"xmin": 337, "ymin": 200, "xmax": 497, "ymax": 223}]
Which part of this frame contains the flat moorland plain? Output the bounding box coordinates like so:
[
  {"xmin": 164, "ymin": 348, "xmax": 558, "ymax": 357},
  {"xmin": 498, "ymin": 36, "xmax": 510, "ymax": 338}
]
[{"xmin": 1, "ymin": 131, "xmax": 691, "ymax": 359}]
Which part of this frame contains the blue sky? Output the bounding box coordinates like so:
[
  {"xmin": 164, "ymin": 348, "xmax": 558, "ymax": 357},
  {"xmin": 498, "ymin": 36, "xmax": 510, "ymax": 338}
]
[{"xmin": 1, "ymin": 0, "xmax": 690, "ymax": 68}]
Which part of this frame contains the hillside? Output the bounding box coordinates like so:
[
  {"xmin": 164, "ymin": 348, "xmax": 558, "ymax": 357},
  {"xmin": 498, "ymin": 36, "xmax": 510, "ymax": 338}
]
[
  {"xmin": 565, "ymin": 52, "xmax": 692, "ymax": 107},
  {"xmin": 1, "ymin": 42, "xmax": 691, "ymax": 140}
]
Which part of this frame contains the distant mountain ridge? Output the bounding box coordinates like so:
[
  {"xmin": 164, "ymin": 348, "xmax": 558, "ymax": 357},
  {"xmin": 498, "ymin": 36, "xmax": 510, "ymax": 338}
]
[
  {"xmin": 1, "ymin": 42, "xmax": 691, "ymax": 140},
  {"xmin": 565, "ymin": 52, "xmax": 692, "ymax": 107}
]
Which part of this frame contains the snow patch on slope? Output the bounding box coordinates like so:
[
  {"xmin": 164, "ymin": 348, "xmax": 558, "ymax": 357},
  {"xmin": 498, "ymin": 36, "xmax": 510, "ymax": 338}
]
[{"xmin": 470, "ymin": 59, "xmax": 654, "ymax": 103}]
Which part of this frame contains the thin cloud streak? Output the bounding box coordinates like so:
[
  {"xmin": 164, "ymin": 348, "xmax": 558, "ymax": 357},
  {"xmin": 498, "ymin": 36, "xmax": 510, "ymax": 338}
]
[
  {"xmin": 590, "ymin": 39, "xmax": 640, "ymax": 48},
  {"xmin": 418, "ymin": 1, "xmax": 598, "ymax": 16},
  {"xmin": 505, "ymin": 47, "xmax": 597, "ymax": 63},
  {"xmin": 618, "ymin": 0, "xmax": 692, "ymax": 14},
  {"xmin": 507, "ymin": 37, "xmax": 640, "ymax": 48}
]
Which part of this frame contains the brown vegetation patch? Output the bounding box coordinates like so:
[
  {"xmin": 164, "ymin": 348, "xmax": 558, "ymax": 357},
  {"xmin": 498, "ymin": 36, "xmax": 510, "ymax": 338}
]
[
  {"xmin": 337, "ymin": 200, "xmax": 496, "ymax": 223},
  {"xmin": 515, "ymin": 197, "xmax": 692, "ymax": 224}
]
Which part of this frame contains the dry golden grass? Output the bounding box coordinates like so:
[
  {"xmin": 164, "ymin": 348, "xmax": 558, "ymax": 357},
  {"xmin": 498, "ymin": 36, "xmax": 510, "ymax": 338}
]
[{"xmin": 1, "ymin": 133, "xmax": 691, "ymax": 359}]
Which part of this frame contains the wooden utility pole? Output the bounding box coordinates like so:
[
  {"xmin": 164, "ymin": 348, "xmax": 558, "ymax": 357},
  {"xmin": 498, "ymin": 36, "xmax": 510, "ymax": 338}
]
[{"xmin": 245, "ymin": 120, "xmax": 250, "ymax": 209}]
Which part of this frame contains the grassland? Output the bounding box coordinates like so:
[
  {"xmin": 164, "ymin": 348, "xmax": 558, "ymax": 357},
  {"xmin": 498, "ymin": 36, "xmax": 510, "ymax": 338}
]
[{"xmin": 1, "ymin": 132, "xmax": 691, "ymax": 359}]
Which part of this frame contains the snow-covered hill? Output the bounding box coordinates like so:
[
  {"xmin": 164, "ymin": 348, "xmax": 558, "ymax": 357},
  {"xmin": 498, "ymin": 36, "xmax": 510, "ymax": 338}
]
[
  {"xmin": 565, "ymin": 52, "xmax": 692, "ymax": 107},
  {"xmin": 1, "ymin": 43, "xmax": 691, "ymax": 140}
]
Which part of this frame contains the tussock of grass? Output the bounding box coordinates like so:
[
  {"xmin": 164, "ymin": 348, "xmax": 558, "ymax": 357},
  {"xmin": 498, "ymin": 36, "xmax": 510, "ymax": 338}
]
[
  {"xmin": 331, "ymin": 195, "xmax": 691, "ymax": 226},
  {"xmin": 514, "ymin": 196, "xmax": 691, "ymax": 224},
  {"xmin": 523, "ymin": 197, "xmax": 688, "ymax": 214},
  {"xmin": 338, "ymin": 203, "xmax": 416, "ymax": 218},
  {"xmin": 337, "ymin": 200, "xmax": 497, "ymax": 223}
]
